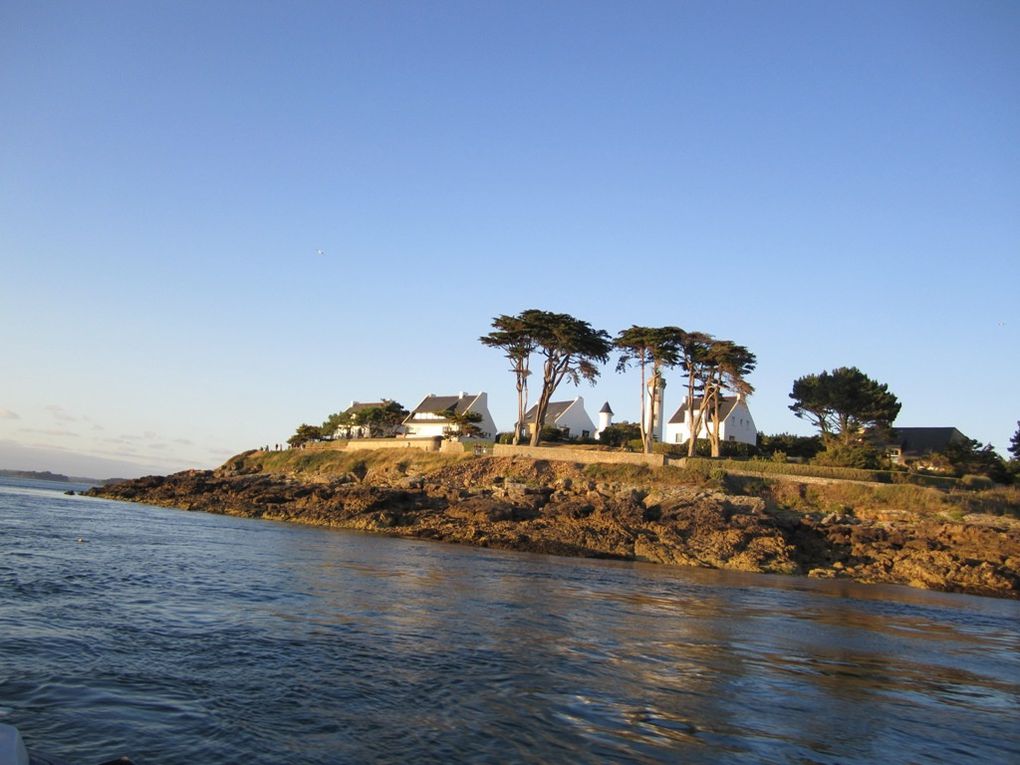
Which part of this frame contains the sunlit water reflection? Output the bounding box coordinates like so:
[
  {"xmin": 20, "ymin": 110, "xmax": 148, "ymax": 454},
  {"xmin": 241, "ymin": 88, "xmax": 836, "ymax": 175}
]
[{"xmin": 2, "ymin": 477, "xmax": 1018, "ymax": 764}]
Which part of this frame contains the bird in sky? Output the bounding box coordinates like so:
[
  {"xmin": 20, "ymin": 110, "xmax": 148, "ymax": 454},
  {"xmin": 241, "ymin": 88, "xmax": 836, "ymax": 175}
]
[{"xmin": 316, "ymin": 249, "xmax": 325, "ymax": 257}]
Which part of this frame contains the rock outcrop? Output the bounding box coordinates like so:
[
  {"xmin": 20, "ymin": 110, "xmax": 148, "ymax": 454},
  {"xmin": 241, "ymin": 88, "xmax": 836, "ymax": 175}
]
[{"xmin": 87, "ymin": 456, "xmax": 1020, "ymax": 599}]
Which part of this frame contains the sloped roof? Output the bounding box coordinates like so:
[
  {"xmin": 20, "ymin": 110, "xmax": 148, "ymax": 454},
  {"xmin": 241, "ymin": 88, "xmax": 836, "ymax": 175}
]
[
  {"xmin": 524, "ymin": 400, "xmax": 576, "ymax": 424},
  {"xmin": 668, "ymin": 396, "xmax": 741, "ymax": 425},
  {"xmin": 599, "ymin": 401, "xmax": 614, "ymax": 414},
  {"xmin": 889, "ymin": 427, "xmax": 969, "ymax": 455},
  {"xmin": 404, "ymin": 393, "xmax": 479, "ymax": 424}
]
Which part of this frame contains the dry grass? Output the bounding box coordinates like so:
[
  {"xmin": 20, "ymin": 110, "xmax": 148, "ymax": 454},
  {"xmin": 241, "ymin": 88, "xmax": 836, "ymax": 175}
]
[{"xmin": 233, "ymin": 446, "xmax": 471, "ymax": 482}]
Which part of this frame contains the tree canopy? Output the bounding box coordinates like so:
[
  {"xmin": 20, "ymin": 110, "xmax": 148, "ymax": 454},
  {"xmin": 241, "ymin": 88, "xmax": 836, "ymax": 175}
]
[
  {"xmin": 1010, "ymin": 421, "xmax": 1020, "ymax": 462},
  {"xmin": 323, "ymin": 400, "xmax": 408, "ymax": 438},
  {"xmin": 479, "ymin": 315, "xmax": 536, "ymax": 446},
  {"xmin": 789, "ymin": 366, "xmax": 901, "ymax": 446},
  {"xmin": 614, "ymin": 326, "xmax": 684, "ymax": 453},
  {"xmin": 481, "ymin": 309, "xmax": 610, "ymax": 446},
  {"xmin": 287, "ymin": 423, "xmax": 323, "ymax": 448},
  {"xmin": 674, "ymin": 332, "xmax": 756, "ymax": 457},
  {"xmin": 524, "ymin": 310, "xmax": 611, "ymax": 446},
  {"xmin": 433, "ymin": 408, "xmax": 483, "ymax": 439}
]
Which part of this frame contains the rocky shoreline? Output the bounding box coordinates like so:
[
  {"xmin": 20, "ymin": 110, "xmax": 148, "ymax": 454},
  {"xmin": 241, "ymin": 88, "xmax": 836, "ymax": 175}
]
[{"xmin": 87, "ymin": 454, "xmax": 1020, "ymax": 599}]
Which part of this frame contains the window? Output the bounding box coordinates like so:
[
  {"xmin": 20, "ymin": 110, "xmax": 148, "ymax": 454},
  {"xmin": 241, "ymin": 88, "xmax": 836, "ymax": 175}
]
[{"xmin": 582, "ymin": 430, "xmax": 590, "ymax": 439}]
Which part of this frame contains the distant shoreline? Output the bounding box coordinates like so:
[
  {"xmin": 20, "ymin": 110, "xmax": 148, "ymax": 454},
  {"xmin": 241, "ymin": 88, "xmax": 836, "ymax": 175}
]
[{"xmin": 0, "ymin": 469, "xmax": 108, "ymax": 485}]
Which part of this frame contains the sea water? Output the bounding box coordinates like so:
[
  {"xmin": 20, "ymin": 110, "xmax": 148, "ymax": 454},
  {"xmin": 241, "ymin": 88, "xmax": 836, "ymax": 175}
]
[{"xmin": 1, "ymin": 476, "xmax": 1018, "ymax": 764}]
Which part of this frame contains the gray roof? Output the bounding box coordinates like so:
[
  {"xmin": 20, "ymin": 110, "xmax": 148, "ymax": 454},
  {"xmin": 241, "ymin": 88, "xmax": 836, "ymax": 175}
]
[
  {"xmin": 668, "ymin": 396, "xmax": 740, "ymax": 424},
  {"xmin": 405, "ymin": 393, "xmax": 477, "ymax": 423},
  {"xmin": 524, "ymin": 400, "xmax": 574, "ymax": 424},
  {"xmin": 599, "ymin": 401, "xmax": 614, "ymax": 414},
  {"xmin": 889, "ymin": 427, "xmax": 969, "ymax": 455}
]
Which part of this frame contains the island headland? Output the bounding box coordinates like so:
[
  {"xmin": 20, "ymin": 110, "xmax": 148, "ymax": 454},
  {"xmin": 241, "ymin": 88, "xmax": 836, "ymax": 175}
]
[{"xmin": 87, "ymin": 446, "xmax": 1020, "ymax": 600}]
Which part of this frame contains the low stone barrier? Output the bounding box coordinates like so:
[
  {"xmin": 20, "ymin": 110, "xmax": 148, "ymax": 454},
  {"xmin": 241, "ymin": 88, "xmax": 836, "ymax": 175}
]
[
  {"xmin": 343, "ymin": 437, "xmax": 443, "ymax": 453},
  {"xmin": 492, "ymin": 444, "xmax": 665, "ymax": 467}
]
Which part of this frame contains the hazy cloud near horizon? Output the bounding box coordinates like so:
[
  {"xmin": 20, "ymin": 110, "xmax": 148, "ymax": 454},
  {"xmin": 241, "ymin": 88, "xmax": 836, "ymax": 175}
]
[
  {"xmin": 20, "ymin": 428, "xmax": 79, "ymax": 438},
  {"xmin": 0, "ymin": 409, "xmax": 20, "ymax": 420},
  {"xmin": 45, "ymin": 405, "xmax": 77, "ymax": 423}
]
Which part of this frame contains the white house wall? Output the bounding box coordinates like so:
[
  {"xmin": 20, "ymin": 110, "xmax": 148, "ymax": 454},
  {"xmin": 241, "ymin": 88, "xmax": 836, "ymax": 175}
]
[
  {"xmin": 664, "ymin": 400, "xmax": 757, "ymax": 447},
  {"xmin": 554, "ymin": 398, "xmax": 596, "ymax": 439},
  {"xmin": 466, "ymin": 392, "xmax": 498, "ymax": 440},
  {"xmin": 724, "ymin": 401, "xmax": 756, "ymax": 445}
]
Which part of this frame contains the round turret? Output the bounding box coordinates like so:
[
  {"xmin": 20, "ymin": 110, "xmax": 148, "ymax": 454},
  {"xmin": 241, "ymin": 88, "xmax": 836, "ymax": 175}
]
[{"xmin": 596, "ymin": 401, "xmax": 614, "ymax": 439}]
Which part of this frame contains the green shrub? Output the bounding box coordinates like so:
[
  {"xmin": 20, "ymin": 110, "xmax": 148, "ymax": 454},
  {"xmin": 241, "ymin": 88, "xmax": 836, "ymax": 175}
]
[
  {"xmin": 960, "ymin": 474, "xmax": 995, "ymax": 491},
  {"xmin": 598, "ymin": 422, "xmax": 641, "ymax": 447},
  {"xmin": 813, "ymin": 443, "xmax": 888, "ymax": 470},
  {"xmin": 539, "ymin": 425, "xmax": 564, "ymax": 443}
]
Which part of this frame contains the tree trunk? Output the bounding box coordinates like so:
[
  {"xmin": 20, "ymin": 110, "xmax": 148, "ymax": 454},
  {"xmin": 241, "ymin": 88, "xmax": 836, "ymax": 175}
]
[
  {"xmin": 512, "ymin": 373, "xmax": 525, "ymax": 446},
  {"xmin": 686, "ymin": 373, "xmax": 700, "ymax": 457},
  {"xmin": 709, "ymin": 387, "xmax": 721, "ymax": 457},
  {"xmin": 529, "ymin": 358, "xmax": 556, "ymax": 446},
  {"xmin": 639, "ymin": 357, "xmax": 650, "ymax": 454}
]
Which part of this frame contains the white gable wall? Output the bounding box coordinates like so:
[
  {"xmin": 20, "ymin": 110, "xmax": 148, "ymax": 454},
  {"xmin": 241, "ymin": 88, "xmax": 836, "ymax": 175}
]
[
  {"xmin": 466, "ymin": 392, "xmax": 498, "ymax": 440},
  {"xmin": 664, "ymin": 398, "xmax": 757, "ymax": 447},
  {"xmin": 552, "ymin": 397, "xmax": 596, "ymax": 439}
]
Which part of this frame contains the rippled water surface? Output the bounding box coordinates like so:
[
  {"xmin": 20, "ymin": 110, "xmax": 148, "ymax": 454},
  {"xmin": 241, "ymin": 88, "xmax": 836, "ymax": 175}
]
[{"xmin": 2, "ymin": 477, "xmax": 1019, "ymax": 764}]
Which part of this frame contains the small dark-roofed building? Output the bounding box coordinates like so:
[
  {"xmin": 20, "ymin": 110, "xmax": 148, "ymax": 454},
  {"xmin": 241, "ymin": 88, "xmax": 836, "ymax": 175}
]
[{"xmin": 886, "ymin": 427, "xmax": 970, "ymax": 465}]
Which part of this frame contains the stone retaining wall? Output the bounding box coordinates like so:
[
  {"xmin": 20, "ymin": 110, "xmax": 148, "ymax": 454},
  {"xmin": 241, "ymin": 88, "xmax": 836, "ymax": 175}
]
[
  {"xmin": 493, "ymin": 444, "xmax": 665, "ymax": 467},
  {"xmin": 343, "ymin": 437, "xmax": 443, "ymax": 453}
]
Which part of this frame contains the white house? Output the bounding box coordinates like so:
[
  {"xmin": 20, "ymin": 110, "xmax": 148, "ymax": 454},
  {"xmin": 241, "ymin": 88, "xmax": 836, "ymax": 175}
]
[
  {"xmin": 664, "ymin": 395, "xmax": 757, "ymax": 446},
  {"xmin": 523, "ymin": 396, "xmax": 596, "ymax": 440},
  {"xmin": 402, "ymin": 392, "xmax": 498, "ymax": 440}
]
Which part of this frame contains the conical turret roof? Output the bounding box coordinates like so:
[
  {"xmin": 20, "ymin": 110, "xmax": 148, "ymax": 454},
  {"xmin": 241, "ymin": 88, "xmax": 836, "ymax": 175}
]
[{"xmin": 599, "ymin": 401, "xmax": 614, "ymax": 414}]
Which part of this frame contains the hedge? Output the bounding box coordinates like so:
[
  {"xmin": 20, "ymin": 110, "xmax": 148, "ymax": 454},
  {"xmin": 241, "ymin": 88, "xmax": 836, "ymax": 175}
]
[{"xmin": 682, "ymin": 458, "xmax": 960, "ymax": 490}]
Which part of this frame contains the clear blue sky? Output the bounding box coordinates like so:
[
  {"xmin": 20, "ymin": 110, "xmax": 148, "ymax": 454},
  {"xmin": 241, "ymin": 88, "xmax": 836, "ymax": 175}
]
[{"xmin": 2, "ymin": 0, "xmax": 1017, "ymax": 477}]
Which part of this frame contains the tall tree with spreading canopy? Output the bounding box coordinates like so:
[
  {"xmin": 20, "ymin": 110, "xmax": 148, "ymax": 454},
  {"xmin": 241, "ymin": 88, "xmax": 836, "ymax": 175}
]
[
  {"xmin": 701, "ymin": 340, "xmax": 757, "ymax": 457},
  {"xmin": 482, "ymin": 310, "xmax": 611, "ymax": 447},
  {"xmin": 482, "ymin": 310, "xmax": 610, "ymax": 447},
  {"xmin": 1010, "ymin": 421, "xmax": 1020, "ymax": 462},
  {"xmin": 614, "ymin": 326, "xmax": 684, "ymax": 453},
  {"xmin": 789, "ymin": 366, "xmax": 901, "ymax": 446},
  {"xmin": 479, "ymin": 315, "xmax": 536, "ymax": 445},
  {"xmin": 676, "ymin": 331, "xmax": 715, "ymax": 457},
  {"xmin": 525, "ymin": 310, "xmax": 611, "ymax": 446}
]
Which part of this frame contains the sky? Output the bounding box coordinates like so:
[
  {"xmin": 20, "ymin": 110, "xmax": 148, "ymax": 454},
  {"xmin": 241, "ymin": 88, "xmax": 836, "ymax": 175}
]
[{"xmin": 1, "ymin": 0, "xmax": 1018, "ymax": 478}]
